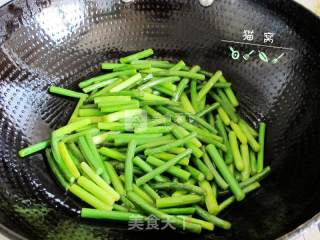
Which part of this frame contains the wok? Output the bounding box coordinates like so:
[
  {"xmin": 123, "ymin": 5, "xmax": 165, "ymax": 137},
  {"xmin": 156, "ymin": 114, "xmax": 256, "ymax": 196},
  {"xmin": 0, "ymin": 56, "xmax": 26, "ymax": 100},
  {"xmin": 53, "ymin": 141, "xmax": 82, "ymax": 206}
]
[{"xmin": 0, "ymin": 0, "xmax": 319, "ymax": 239}]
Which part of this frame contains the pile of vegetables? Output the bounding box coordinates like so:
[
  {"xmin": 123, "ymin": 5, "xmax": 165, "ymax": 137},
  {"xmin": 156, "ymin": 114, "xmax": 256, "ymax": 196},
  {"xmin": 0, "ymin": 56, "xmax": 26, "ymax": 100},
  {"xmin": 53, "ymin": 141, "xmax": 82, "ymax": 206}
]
[{"xmin": 19, "ymin": 49, "xmax": 270, "ymax": 234}]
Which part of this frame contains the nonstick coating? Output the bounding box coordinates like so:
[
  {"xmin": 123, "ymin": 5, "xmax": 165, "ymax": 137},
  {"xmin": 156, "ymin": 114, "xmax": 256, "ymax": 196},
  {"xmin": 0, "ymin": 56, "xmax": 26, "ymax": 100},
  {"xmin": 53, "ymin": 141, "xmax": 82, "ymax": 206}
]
[{"xmin": 0, "ymin": 0, "xmax": 319, "ymax": 239}]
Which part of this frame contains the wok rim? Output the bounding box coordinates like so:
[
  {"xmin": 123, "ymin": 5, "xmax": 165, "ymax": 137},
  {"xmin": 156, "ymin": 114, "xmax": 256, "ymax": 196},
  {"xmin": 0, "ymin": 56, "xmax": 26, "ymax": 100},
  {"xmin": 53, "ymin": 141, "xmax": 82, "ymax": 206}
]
[{"xmin": 0, "ymin": 0, "xmax": 319, "ymax": 239}]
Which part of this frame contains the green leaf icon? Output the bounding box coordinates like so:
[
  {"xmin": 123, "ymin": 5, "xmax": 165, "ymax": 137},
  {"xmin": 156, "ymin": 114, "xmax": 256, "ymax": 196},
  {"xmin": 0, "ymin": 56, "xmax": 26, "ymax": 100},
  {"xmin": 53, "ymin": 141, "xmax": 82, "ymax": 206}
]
[{"xmin": 259, "ymin": 51, "xmax": 269, "ymax": 63}]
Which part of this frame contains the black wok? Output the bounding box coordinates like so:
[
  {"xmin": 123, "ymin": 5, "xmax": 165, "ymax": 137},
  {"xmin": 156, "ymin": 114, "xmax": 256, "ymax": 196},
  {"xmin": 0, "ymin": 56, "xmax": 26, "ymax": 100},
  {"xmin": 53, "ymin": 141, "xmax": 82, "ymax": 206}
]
[{"xmin": 0, "ymin": 0, "xmax": 319, "ymax": 239}]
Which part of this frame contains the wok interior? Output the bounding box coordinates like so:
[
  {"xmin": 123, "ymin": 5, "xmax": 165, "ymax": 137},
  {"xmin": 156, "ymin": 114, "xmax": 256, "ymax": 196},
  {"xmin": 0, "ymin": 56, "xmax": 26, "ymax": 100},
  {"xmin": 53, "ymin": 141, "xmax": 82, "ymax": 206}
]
[{"xmin": 0, "ymin": 0, "xmax": 319, "ymax": 239}]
